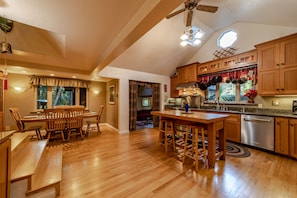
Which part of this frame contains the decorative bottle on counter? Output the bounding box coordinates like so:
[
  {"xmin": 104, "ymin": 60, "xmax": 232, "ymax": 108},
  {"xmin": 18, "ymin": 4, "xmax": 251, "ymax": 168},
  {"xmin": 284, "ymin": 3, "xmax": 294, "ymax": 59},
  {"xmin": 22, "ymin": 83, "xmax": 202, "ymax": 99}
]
[{"xmin": 185, "ymin": 103, "xmax": 189, "ymax": 112}]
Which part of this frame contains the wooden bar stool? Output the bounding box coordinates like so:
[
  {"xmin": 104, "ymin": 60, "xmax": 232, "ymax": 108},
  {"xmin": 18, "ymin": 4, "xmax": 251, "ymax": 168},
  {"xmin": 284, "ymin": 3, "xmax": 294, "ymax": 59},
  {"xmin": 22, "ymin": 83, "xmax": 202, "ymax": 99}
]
[
  {"xmin": 183, "ymin": 124, "xmax": 208, "ymax": 171},
  {"xmin": 159, "ymin": 118, "xmax": 175, "ymax": 155}
]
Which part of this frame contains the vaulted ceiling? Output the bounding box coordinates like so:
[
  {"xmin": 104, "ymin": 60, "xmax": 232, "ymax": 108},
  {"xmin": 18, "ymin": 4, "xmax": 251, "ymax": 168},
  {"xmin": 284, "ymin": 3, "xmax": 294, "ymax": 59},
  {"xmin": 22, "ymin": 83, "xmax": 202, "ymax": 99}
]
[{"xmin": 0, "ymin": 0, "xmax": 297, "ymax": 81}]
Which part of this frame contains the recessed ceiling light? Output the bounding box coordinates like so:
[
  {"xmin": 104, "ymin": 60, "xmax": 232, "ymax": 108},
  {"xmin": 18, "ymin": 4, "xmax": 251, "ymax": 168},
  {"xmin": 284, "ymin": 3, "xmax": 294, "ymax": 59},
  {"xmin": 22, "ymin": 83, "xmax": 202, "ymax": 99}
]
[
  {"xmin": 72, "ymin": 76, "xmax": 76, "ymax": 78},
  {"xmin": 49, "ymin": 73, "xmax": 55, "ymax": 76}
]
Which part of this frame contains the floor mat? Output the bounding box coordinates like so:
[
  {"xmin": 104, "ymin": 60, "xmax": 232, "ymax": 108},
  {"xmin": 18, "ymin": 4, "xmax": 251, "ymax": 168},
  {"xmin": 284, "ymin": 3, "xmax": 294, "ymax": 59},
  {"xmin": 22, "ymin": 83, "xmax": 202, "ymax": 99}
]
[{"xmin": 225, "ymin": 142, "xmax": 251, "ymax": 158}]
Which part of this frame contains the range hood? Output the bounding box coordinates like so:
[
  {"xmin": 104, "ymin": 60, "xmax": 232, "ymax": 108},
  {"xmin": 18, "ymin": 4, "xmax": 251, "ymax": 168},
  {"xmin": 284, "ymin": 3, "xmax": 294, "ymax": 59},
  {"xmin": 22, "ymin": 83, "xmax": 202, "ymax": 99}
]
[{"xmin": 176, "ymin": 82, "xmax": 198, "ymax": 90}]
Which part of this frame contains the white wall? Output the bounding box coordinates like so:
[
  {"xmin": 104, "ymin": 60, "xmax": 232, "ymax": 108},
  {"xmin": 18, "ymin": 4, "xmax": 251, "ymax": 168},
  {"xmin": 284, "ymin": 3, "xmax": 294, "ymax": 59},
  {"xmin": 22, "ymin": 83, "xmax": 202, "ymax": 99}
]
[
  {"xmin": 188, "ymin": 22, "xmax": 297, "ymax": 63},
  {"xmin": 98, "ymin": 66, "xmax": 170, "ymax": 134}
]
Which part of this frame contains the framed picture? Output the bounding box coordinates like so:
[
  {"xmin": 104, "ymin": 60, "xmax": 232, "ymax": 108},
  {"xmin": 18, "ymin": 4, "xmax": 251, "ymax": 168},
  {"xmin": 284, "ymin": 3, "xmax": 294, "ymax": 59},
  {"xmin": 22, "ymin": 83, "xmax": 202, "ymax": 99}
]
[{"xmin": 109, "ymin": 85, "xmax": 116, "ymax": 104}]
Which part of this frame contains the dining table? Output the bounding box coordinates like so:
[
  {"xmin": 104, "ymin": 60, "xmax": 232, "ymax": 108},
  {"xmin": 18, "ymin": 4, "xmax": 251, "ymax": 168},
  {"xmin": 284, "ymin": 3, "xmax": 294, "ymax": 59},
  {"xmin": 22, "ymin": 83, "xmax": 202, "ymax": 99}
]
[
  {"xmin": 151, "ymin": 110, "xmax": 229, "ymax": 168},
  {"xmin": 20, "ymin": 111, "xmax": 99, "ymax": 139}
]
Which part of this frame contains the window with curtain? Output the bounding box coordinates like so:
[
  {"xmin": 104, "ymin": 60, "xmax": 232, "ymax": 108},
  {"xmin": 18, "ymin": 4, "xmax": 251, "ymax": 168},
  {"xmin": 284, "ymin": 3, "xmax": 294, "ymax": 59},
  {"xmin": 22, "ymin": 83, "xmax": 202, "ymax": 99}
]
[
  {"xmin": 37, "ymin": 86, "xmax": 87, "ymax": 109},
  {"xmin": 33, "ymin": 76, "xmax": 90, "ymax": 109}
]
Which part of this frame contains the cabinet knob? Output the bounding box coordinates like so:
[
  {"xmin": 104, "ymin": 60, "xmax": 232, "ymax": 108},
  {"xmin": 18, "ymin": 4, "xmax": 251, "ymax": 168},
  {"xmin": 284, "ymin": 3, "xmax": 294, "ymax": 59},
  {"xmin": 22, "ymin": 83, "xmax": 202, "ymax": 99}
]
[
  {"xmin": 276, "ymin": 88, "xmax": 280, "ymax": 91},
  {"xmin": 281, "ymin": 88, "xmax": 285, "ymax": 91},
  {"xmin": 276, "ymin": 63, "xmax": 280, "ymax": 66},
  {"xmin": 281, "ymin": 63, "xmax": 285, "ymax": 65},
  {"xmin": 290, "ymin": 124, "xmax": 294, "ymax": 127}
]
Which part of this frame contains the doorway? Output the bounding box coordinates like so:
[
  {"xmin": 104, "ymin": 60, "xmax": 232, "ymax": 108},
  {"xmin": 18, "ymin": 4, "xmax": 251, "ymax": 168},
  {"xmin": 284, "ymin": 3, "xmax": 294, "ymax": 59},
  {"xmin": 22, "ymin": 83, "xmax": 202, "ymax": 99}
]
[{"xmin": 129, "ymin": 81, "xmax": 160, "ymax": 131}]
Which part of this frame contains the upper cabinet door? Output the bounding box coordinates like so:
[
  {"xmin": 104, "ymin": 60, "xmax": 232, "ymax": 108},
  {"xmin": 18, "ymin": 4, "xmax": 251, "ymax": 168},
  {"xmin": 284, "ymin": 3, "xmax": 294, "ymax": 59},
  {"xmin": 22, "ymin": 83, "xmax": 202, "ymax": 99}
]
[
  {"xmin": 280, "ymin": 37, "xmax": 297, "ymax": 68},
  {"xmin": 257, "ymin": 43, "xmax": 280, "ymax": 72},
  {"xmin": 257, "ymin": 33, "xmax": 297, "ymax": 95},
  {"xmin": 170, "ymin": 76, "xmax": 179, "ymax": 98},
  {"xmin": 177, "ymin": 63, "xmax": 198, "ymax": 83}
]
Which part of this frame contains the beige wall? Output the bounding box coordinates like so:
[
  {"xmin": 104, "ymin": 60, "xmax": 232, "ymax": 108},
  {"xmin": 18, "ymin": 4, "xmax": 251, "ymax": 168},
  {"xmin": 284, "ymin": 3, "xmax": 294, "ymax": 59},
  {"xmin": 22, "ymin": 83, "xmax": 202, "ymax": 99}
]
[
  {"xmin": 255, "ymin": 96, "xmax": 296, "ymax": 110},
  {"xmin": 106, "ymin": 79, "xmax": 119, "ymax": 129},
  {"xmin": 4, "ymin": 73, "xmax": 107, "ymax": 130}
]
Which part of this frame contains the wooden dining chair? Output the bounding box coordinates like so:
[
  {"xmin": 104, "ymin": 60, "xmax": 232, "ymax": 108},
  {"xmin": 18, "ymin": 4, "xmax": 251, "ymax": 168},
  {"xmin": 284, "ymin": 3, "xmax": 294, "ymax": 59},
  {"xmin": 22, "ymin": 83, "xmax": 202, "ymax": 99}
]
[
  {"xmin": 9, "ymin": 107, "xmax": 43, "ymax": 140},
  {"xmin": 85, "ymin": 105, "xmax": 104, "ymax": 137},
  {"xmin": 65, "ymin": 107, "xmax": 84, "ymax": 141},
  {"xmin": 44, "ymin": 108, "xmax": 67, "ymax": 141}
]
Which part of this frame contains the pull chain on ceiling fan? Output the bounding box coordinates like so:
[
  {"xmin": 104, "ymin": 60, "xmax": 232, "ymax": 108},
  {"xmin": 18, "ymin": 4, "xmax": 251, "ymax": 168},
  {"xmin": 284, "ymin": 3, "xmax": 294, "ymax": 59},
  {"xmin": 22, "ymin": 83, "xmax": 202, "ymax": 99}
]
[{"xmin": 166, "ymin": 0, "xmax": 218, "ymax": 27}]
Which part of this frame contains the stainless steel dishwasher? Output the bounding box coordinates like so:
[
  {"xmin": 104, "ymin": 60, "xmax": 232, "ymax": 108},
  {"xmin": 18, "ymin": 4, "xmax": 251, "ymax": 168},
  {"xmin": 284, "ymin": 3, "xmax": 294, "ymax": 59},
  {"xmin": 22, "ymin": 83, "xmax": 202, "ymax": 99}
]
[{"xmin": 241, "ymin": 114, "xmax": 274, "ymax": 151}]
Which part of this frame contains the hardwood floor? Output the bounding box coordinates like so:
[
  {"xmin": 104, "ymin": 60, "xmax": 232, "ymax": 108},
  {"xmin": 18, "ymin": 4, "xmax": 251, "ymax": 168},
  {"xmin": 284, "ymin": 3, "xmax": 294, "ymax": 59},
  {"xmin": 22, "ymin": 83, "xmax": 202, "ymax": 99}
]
[{"xmin": 54, "ymin": 126, "xmax": 297, "ymax": 198}]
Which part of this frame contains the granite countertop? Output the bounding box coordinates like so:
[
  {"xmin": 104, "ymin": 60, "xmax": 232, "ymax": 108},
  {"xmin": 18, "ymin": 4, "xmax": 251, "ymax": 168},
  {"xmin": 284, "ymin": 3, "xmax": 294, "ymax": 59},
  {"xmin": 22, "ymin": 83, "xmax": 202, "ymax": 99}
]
[{"xmin": 165, "ymin": 105, "xmax": 297, "ymax": 118}]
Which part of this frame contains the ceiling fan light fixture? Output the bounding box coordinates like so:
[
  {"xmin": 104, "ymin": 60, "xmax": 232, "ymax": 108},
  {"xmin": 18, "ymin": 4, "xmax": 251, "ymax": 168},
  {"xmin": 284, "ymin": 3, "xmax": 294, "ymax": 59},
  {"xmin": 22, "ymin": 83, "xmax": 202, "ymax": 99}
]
[
  {"xmin": 180, "ymin": 33, "xmax": 189, "ymax": 40},
  {"xmin": 195, "ymin": 31, "xmax": 203, "ymax": 39},
  {"xmin": 193, "ymin": 39, "xmax": 201, "ymax": 45},
  {"xmin": 180, "ymin": 26, "xmax": 204, "ymax": 47},
  {"xmin": 180, "ymin": 40, "xmax": 188, "ymax": 46}
]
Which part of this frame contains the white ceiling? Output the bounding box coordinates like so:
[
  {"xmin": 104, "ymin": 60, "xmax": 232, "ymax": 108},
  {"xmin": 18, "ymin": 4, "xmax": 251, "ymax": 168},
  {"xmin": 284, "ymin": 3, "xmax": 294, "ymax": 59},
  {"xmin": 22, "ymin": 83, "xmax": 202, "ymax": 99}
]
[{"xmin": 0, "ymin": 0, "xmax": 297, "ymax": 81}]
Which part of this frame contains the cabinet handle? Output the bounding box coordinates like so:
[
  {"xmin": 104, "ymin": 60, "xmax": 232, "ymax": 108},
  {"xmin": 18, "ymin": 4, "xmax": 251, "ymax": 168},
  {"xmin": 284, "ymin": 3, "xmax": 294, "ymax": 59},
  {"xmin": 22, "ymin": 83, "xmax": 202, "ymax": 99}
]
[
  {"xmin": 281, "ymin": 88, "xmax": 285, "ymax": 91},
  {"xmin": 276, "ymin": 122, "xmax": 280, "ymax": 125},
  {"xmin": 281, "ymin": 63, "xmax": 285, "ymax": 65},
  {"xmin": 276, "ymin": 88, "xmax": 280, "ymax": 91},
  {"xmin": 276, "ymin": 63, "xmax": 280, "ymax": 66},
  {"xmin": 290, "ymin": 124, "xmax": 294, "ymax": 127}
]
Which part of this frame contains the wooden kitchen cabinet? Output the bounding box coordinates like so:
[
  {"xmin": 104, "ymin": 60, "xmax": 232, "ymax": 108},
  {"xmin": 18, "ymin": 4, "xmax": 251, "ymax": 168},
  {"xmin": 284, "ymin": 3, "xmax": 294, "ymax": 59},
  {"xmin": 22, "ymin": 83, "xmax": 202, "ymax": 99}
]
[
  {"xmin": 257, "ymin": 33, "xmax": 297, "ymax": 95},
  {"xmin": 0, "ymin": 138, "xmax": 11, "ymax": 198},
  {"xmin": 258, "ymin": 64, "xmax": 297, "ymax": 95},
  {"xmin": 214, "ymin": 112, "xmax": 241, "ymax": 143},
  {"xmin": 289, "ymin": 118, "xmax": 297, "ymax": 159},
  {"xmin": 275, "ymin": 117, "xmax": 289, "ymax": 155},
  {"xmin": 198, "ymin": 50, "xmax": 257, "ymax": 75},
  {"xmin": 221, "ymin": 50, "xmax": 257, "ymax": 69},
  {"xmin": 170, "ymin": 76, "xmax": 179, "ymax": 98},
  {"xmin": 177, "ymin": 63, "xmax": 198, "ymax": 83},
  {"xmin": 224, "ymin": 113, "xmax": 241, "ymax": 143},
  {"xmin": 0, "ymin": 79, "xmax": 3, "ymax": 131},
  {"xmin": 274, "ymin": 117, "xmax": 297, "ymax": 159}
]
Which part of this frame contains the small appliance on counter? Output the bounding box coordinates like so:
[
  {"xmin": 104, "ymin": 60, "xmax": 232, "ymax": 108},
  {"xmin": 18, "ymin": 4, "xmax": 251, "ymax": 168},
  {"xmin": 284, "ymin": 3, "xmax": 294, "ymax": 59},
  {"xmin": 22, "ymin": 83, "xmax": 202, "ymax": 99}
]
[
  {"xmin": 166, "ymin": 98, "xmax": 176, "ymax": 106},
  {"xmin": 293, "ymin": 99, "xmax": 297, "ymax": 114}
]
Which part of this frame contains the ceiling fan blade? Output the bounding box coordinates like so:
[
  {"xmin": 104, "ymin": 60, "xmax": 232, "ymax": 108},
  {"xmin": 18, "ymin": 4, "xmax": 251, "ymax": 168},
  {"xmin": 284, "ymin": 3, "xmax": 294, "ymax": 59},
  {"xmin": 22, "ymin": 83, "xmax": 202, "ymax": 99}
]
[
  {"xmin": 196, "ymin": 5, "xmax": 218, "ymax": 13},
  {"xmin": 186, "ymin": 10, "xmax": 193, "ymax": 27},
  {"xmin": 166, "ymin": 8, "xmax": 186, "ymax": 19}
]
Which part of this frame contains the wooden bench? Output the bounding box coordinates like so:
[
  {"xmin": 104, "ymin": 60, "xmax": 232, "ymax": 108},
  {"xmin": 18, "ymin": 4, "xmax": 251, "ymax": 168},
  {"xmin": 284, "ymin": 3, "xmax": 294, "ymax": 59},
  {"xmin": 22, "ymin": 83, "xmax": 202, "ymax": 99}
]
[
  {"xmin": 10, "ymin": 135, "xmax": 63, "ymax": 197},
  {"xmin": 10, "ymin": 132, "xmax": 29, "ymax": 153},
  {"xmin": 26, "ymin": 147, "xmax": 63, "ymax": 197},
  {"xmin": 11, "ymin": 140, "xmax": 48, "ymax": 182}
]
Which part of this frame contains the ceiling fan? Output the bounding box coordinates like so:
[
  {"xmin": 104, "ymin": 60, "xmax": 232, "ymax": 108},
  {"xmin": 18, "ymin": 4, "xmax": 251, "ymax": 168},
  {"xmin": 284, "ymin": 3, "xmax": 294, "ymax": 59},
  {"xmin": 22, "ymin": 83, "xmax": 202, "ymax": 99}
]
[{"xmin": 166, "ymin": 0, "xmax": 218, "ymax": 27}]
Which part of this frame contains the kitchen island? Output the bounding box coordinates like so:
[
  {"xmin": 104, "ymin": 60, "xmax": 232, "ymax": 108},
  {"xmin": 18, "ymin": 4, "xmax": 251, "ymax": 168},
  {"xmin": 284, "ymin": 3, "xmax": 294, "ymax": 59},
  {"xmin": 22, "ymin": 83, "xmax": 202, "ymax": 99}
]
[{"xmin": 151, "ymin": 110, "xmax": 229, "ymax": 168}]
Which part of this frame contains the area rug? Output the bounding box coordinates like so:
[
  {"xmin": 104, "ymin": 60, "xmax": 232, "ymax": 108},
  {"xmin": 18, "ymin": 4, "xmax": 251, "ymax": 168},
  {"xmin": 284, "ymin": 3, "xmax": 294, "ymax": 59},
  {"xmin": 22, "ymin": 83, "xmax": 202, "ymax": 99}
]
[{"xmin": 225, "ymin": 142, "xmax": 251, "ymax": 158}]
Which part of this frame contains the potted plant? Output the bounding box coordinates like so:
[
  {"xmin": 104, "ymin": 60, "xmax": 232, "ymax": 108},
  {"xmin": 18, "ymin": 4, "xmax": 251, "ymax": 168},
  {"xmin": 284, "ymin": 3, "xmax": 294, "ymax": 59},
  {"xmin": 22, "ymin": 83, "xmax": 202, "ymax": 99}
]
[{"xmin": 244, "ymin": 89, "xmax": 257, "ymax": 103}]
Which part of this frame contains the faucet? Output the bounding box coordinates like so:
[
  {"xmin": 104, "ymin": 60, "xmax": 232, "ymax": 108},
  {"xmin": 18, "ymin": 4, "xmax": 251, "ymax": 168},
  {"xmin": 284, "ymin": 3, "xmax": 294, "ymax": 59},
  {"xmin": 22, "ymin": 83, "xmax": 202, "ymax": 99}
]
[
  {"xmin": 216, "ymin": 97, "xmax": 220, "ymax": 110},
  {"xmin": 241, "ymin": 107, "xmax": 245, "ymax": 112}
]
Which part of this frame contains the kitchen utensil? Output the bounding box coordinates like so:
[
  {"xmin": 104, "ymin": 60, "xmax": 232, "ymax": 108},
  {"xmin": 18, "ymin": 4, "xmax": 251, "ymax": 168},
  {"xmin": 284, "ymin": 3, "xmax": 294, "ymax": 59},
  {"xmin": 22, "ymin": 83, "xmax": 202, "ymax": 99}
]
[
  {"xmin": 210, "ymin": 76, "xmax": 217, "ymax": 85},
  {"xmin": 232, "ymin": 71, "xmax": 238, "ymax": 84},
  {"xmin": 199, "ymin": 76, "xmax": 207, "ymax": 90},
  {"xmin": 240, "ymin": 69, "xmax": 248, "ymax": 83},
  {"xmin": 225, "ymin": 72, "xmax": 231, "ymax": 83},
  {"xmin": 206, "ymin": 76, "xmax": 211, "ymax": 87},
  {"xmin": 217, "ymin": 75, "xmax": 223, "ymax": 83}
]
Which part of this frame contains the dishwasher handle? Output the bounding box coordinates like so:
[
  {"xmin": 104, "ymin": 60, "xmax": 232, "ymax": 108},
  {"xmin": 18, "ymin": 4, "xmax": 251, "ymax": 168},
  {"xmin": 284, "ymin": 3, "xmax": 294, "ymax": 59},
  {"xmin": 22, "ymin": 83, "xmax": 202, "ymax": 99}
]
[{"xmin": 243, "ymin": 118, "xmax": 272, "ymax": 122}]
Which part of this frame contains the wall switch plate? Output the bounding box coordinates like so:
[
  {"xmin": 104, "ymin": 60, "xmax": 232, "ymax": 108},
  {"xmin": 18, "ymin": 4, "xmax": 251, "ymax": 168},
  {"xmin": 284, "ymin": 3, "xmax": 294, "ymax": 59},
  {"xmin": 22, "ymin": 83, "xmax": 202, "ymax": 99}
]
[
  {"xmin": 258, "ymin": 104, "xmax": 263, "ymax": 108},
  {"xmin": 272, "ymin": 100, "xmax": 280, "ymax": 106}
]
